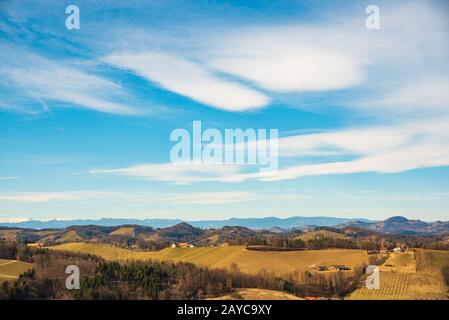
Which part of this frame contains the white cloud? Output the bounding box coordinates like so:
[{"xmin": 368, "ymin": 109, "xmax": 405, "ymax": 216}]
[
  {"xmin": 0, "ymin": 176, "xmax": 18, "ymax": 180},
  {"xmin": 232, "ymin": 119, "xmax": 449, "ymax": 182},
  {"xmin": 205, "ymin": 29, "xmax": 363, "ymax": 92},
  {"xmin": 104, "ymin": 52, "xmax": 270, "ymax": 111},
  {"xmin": 95, "ymin": 1, "xmax": 449, "ymax": 117},
  {"xmin": 1, "ymin": 48, "xmax": 143, "ymax": 115},
  {"xmin": 90, "ymin": 163, "xmax": 244, "ymax": 184},
  {"xmin": 0, "ymin": 191, "xmax": 116, "ymax": 203},
  {"xmin": 91, "ymin": 117, "xmax": 449, "ymax": 183},
  {"xmin": 0, "ymin": 190, "xmax": 301, "ymax": 205},
  {"xmin": 364, "ymin": 76, "xmax": 449, "ymax": 113},
  {"xmin": 6, "ymin": 65, "xmax": 141, "ymax": 116}
]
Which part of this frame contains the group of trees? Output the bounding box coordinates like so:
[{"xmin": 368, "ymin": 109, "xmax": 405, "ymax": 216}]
[
  {"xmin": 245, "ymin": 236, "xmax": 381, "ymax": 251},
  {"xmin": 73, "ymin": 261, "xmax": 237, "ymax": 299},
  {"xmin": 75, "ymin": 261, "xmax": 366, "ymax": 299},
  {"xmin": 0, "ymin": 241, "xmax": 33, "ymax": 262},
  {"xmin": 246, "ymin": 231, "xmax": 449, "ymax": 252},
  {"xmin": 0, "ymin": 241, "xmax": 368, "ymax": 300},
  {"xmin": 0, "ymin": 247, "xmax": 103, "ymax": 300}
]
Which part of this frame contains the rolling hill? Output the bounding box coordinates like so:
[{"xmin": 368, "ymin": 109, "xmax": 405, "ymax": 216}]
[
  {"xmin": 294, "ymin": 229, "xmax": 348, "ymax": 241},
  {"xmin": 1, "ymin": 223, "xmax": 275, "ymax": 247},
  {"xmin": 348, "ymin": 250, "xmax": 449, "ymax": 300},
  {"xmin": 344, "ymin": 216, "xmax": 449, "ymax": 235},
  {"xmin": 49, "ymin": 242, "xmax": 369, "ymax": 276},
  {"xmin": 0, "ymin": 259, "xmax": 33, "ymax": 283}
]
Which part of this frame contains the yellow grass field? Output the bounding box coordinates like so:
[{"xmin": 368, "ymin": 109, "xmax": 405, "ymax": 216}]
[
  {"xmin": 380, "ymin": 251, "xmax": 417, "ymax": 273},
  {"xmin": 58, "ymin": 230, "xmax": 83, "ymax": 242},
  {"xmin": 294, "ymin": 230, "xmax": 347, "ymax": 241},
  {"xmin": 49, "ymin": 242, "xmax": 369, "ymax": 276},
  {"xmin": 110, "ymin": 227, "xmax": 135, "ymax": 236},
  {"xmin": 0, "ymin": 259, "xmax": 33, "ymax": 283},
  {"xmin": 208, "ymin": 288, "xmax": 304, "ymax": 300},
  {"xmin": 348, "ymin": 251, "xmax": 449, "ymax": 300}
]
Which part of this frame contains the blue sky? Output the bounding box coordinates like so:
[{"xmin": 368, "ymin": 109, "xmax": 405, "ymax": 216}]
[{"xmin": 1, "ymin": 0, "xmax": 449, "ymax": 222}]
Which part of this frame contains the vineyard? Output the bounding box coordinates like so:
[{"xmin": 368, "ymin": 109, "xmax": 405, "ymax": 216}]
[
  {"xmin": 348, "ymin": 251, "xmax": 449, "ymax": 300},
  {"xmin": 349, "ymin": 272, "xmax": 411, "ymax": 299},
  {"xmin": 50, "ymin": 242, "xmax": 369, "ymax": 276},
  {"xmin": 0, "ymin": 259, "xmax": 33, "ymax": 283}
]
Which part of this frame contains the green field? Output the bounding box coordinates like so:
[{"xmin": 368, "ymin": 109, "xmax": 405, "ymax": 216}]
[
  {"xmin": 50, "ymin": 242, "xmax": 369, "ymax": 276},
  {"xmin": 0, "ymin": 259, "xmax": 33, "ymax": 283}
]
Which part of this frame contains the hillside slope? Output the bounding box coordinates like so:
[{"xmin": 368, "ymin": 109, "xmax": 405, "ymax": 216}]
[
  {"xmin": 348, "ymin": 250, "xmax": 449, "ymax": 300},
  {"xmin": 49, "ymin": 242, "xmax": 369, "ymax": 276},
  {"xmin": 0, "ymin": 259, "xmax": 33, "ymax": 283}
]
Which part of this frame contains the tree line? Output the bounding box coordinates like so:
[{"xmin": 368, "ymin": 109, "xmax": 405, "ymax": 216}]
[{"xmin": 0, "ymin": 242, "xmax": 367, "ymax": 300}]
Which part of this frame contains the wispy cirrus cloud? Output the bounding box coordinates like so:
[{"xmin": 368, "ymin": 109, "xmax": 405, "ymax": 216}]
[
  {"xmin": 0, "ymin": 47, "xmax": 144, "ymax": 115},
  {"xmin": 0, "ymin": 190, "xmax": 301, "ymax": 205},
  {"xmin": 94, "ymin": 1, "xmax": 449, "ymax": 117},
  {"xmin": 0, "ymin": 191, "xmax": 115, "ymax": 203},
  {"xmin": 90, "ymin": 163, "xmax": 244, "ymax": 184},
  {"xmin": 90, "ymin": 117, "xmax": 449, "ymax": 183},
  {"xmin": 104, "ymin": 52, "xmax": 270, "ymax": 111},
  {"xmin": 235, "ymin": 119, "xmax": 449, "ymax": 182},
  {"xmin": 361, "ymin": 76, "xmax": 449, "ymax": 114},
  {"xmin": 88, "ymin": 1, "xmax": 449, "ymax": 184}
]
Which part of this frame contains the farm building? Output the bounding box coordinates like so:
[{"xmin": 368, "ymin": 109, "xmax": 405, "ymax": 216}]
[
  {"xmin": 317, "ymin": 265, "xmax": 329, "ymax": 271},
  {"xmin": 179, "ymin": 242, "xmax": 190, "ymax": 248},
  {"xmin": 26, "ymin": 243, "xmax": 44, "ymax": 248},
  {"xmin": 171, "ymin": 243, "xmax": 176, "ymax": 248}
]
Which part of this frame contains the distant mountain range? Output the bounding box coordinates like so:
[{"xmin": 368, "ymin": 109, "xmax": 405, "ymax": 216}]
[
  {"xmin": 0, "ymin": 222, "xmax": 277, "ymax": 246},
  {"xmin": 342, "ymin": 216, "xmax": 449, "ymax": 235},
  {"xmin": 1, "ymin": 216, "xmax": 448, "ymax": 236},
  {"xmin": 1, "ymin": 216, "xmax": 449, "ymax": 247},
  {"xmin": 0, "ymin": 216, "xmax": 373, "ymax": 230}
]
